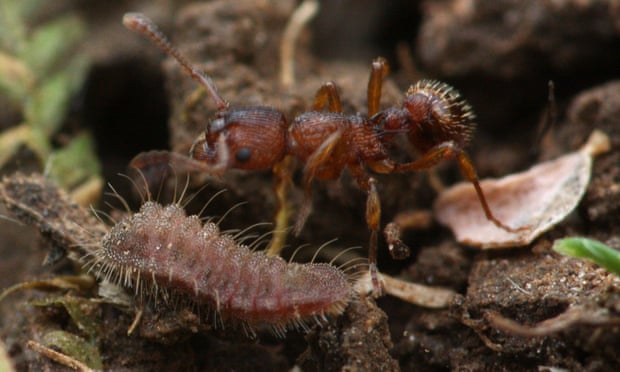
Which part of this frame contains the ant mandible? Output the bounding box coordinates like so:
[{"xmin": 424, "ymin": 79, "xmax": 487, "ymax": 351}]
[{"xmin": 123, "ymin": 13, "xmax": 524, "ymax": 296}]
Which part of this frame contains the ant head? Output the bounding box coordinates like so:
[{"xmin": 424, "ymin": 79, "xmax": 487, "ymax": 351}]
[
  {"xmin": 190, "ymin": 107, "xmax": 288, "ymax": 170},
  {"xmin": 400, "ymin": 80, "xmax": 476, "ymax": 146}
]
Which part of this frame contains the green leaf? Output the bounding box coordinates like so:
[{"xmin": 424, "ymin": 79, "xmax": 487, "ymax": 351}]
[
  {"xmin": 25, "ymin": 55, "xmax": 88, "ymax": 137},
  {"xmin": 0, "ymin": 51, "xmax": 34, "ymax": 103},
  {"xmin": 0, "ymin": 275, "xmax": 94, "ymax": 304},
  {"xmin": 63, "ymin": 54, "xmax": 89, "ymax": 96},
  {"xmin": 0, "ymin": 0, "xmax": 27, "ymax": 52},
  {"xmin": 20, "ymin": 14, "xmax": 85, "ymax": 79},
  {"xmin": 28, "ymin": 78, "xmax": 61, "ymax": 135},
  {"xmin": 47, "ymin": 133, "xmax": 101, "ymax": 190},
  {"xmin": 553, "ymin": 237, "xmax": 620, "ymax": 277},
  {"xmin": 41, "ymin": 330, "xmax": 103, "ymax": 370},
  {"xmin": 30, "ymin": 294, "xmax": 100, "ymax": 339},
  {"xmin": 25, "ymin": 71, "xmax": 72, "ymax": 136}
]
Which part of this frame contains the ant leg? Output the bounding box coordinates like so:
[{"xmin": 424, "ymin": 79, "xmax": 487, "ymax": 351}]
[
  {"xmin": 349, "ymin": 166, "xmax": 383, "ymax": 297},
  {"xmin": 454, "ymin": 150, "xmax": 527, "ymax": 232},
  {"xmin": 383, "ymin": 222, "xmax": 409, "ymax": 260},
  {"xmin": 394, "ymin": 142, "xmax": 525, "ymax": 232},
  {"xmin": 393, "ymin": 142, "xmax": 455, "ymax": 173},
  {"xmin": 367, "ymin": 57, "xmax": 389, "ymax": 117},
  {"xmin": 129, "ymin": 151, "xmax": 226, "ymax": 183},
  {"xmin": 366, "ymin": 178, "xmax": 383, "ymax": 297},
  {"xmin": 129, "ymin": 135, "xmax": 230, "ymax": 193},
  {"xmin": 312, "ymin": 81, "xmax": 342, "ymax": 112},
  {"xmin": 296, "ymin": 82, "xmax": 345, "ymax": 233},
  {"xmin": 128, "ymin": 151, "xmax": 206, "ymax": 197},
  {"xmin": 384, "ymin": 210, "xmax": 433, "ymax": 260},
  {"xmin": 294, "ymin": 130, "xmax": 343, "ymax": 235},
  {"xmin": 266, "ymin": 156, "xmax": 295, "ymax": 256}
]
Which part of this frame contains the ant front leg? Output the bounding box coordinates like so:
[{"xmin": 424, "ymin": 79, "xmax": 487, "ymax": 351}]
[
  {"xmin": 394, "ymin": 141, "xmax": 524, "ymax": 233},
  {"xmin": 293, "ymin": 130, "xmax": 343, "ymax": 235},
  {"xmin": 291, "ymin": 81, "xmax": 347, "ymax": 237},
  {"xmin": 129, "ymin": 135, "xmax": 230, "ymax": 193},
  {"xmin": 266, "ymin": 156, "xmax": 295, "ymax": 256}
]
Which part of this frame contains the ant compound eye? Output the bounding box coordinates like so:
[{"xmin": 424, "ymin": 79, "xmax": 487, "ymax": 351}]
[{"xmin": 235, "ymin": 148, "xmax": 251, "ymax": 163}]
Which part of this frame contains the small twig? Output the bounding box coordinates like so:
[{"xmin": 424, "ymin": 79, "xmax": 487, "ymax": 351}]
[
  {"xmin": 486, "ymin": 306, "xmax": 620, "ymax": 337},
  {"xmin": 280, "ymin": 0, "xmax": 319, "ymax": 88},
  {"xmin": 391, "ymin": 209, "xmax": 434, "ymax": 230},
  {"xmin": 27, "ymin": 340, "xmax": 96, "ymax": 372},
  {"xmin": 355, "ymin": 271, "xmax": 456, "ymax": 308},
  {"xmin": 460, "ymin": 316, "xmax": 505, "ymax": 352},
  {"xmin": 127, "ymin": 306, "xmax": 144, "ymax": 336},
  {"xmin": 505, "ymin": 276, "xmax": 532, "ymax": 296}
]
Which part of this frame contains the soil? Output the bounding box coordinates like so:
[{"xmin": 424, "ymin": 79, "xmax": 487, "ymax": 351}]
[{"xmin": 1, "ymin": 0, "xmax": 620, "ymax": 371}]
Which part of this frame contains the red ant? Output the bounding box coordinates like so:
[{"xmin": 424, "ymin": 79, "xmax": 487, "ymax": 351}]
[{"xmin": 123, "ymin": 13, "xmax": 524, "ymax": 296}]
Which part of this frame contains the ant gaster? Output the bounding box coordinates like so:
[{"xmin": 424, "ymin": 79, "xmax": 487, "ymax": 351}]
[{"xmin": 123, "ymin": 13, "xmax": 525, "ymax": 296}]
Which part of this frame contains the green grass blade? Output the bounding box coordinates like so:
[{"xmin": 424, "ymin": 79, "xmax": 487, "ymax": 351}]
[{"xmin": 553, "ymin": 237, "xmax": 620, "ymax": 277}]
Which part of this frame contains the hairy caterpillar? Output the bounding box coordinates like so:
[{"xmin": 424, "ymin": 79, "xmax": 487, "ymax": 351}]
[
  {"xmin": 0, "ymin": 173, "xmax": 353, "ymax": 337},
  {"xmin": 85, "ymin": 200, "xmax": 353, "ymax": 337}
]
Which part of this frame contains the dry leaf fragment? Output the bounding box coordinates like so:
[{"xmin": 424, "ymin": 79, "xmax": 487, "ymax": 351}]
[
  {"xmin": 355, "ymin": 271, "xmax": 456, "ymax": 308},
  {"xmin": 433, "ymin": 130, "xmax": 610, "ymax": 248}
]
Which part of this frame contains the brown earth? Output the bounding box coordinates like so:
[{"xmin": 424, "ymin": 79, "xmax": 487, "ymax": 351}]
[{"xmin": 1, "ymin": 0, "xmax": 620, "ymax": 370}]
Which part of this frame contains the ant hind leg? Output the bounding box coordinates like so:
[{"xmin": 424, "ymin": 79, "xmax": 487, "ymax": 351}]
[
  {"xmin": 454, "ymin": 151, "xmax": 527, "ymax": 233},
  {"xmin": 365, "ymin": 178, "xmax": 383, "ymax": 297},
  {"xmin": 350, "ymin": 166, "xmax": 383, "ymax": 297},
  {"xmin": 394, "ymin": 141, "xmax": 526, "ymax": 233}
]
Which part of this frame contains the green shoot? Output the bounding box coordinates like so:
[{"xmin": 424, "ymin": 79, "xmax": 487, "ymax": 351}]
[{"xmin": 553, "ymin": 237, "xmax": 620, "ymax": 277}]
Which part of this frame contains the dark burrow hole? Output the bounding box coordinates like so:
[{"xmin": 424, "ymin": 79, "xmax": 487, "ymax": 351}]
[{"xmin": 81, "ymin": 57, "xmax": 169, "ymax": 209}]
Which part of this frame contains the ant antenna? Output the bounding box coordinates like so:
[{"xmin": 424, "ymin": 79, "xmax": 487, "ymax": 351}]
[{"xmin": 123, "ymin": 12, "xmax": 229, "ymax": 111}]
